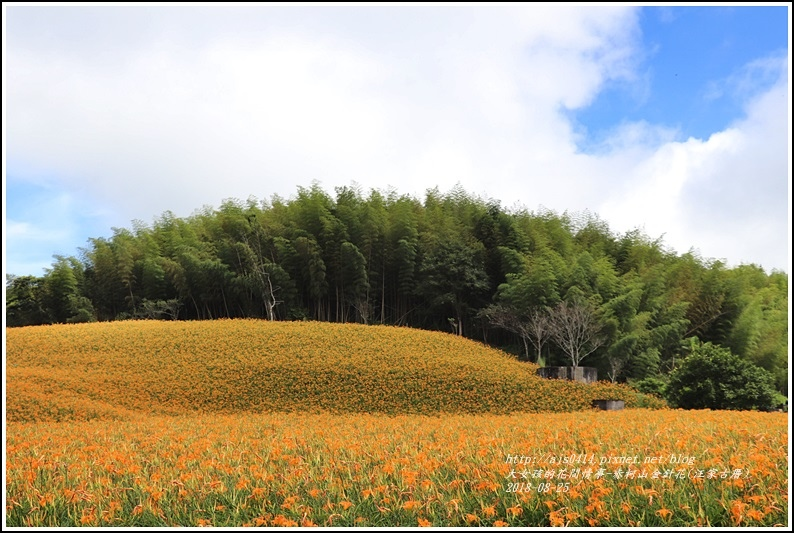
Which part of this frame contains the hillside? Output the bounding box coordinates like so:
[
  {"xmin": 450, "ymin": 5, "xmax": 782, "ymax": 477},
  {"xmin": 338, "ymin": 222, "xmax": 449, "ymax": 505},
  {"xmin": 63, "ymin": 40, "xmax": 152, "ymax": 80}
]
[
  {"xmin": 6, "ymin": 319, "xmax": 663, "ymax": 421},
  {"xmin": 7, "ymin": 186, "xmax": 788, "ymax": 396}
]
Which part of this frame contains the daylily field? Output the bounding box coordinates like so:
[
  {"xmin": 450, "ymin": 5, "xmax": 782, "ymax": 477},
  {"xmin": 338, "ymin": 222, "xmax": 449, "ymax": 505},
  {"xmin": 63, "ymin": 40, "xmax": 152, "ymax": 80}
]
[{"xmin": 5, "ymin": 320, "xmax": 789, "ymax": 527}]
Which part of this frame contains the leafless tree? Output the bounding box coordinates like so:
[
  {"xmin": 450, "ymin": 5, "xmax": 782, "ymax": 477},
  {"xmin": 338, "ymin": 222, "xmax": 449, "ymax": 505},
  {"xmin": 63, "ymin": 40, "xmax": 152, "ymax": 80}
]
[
  {"xmin": 480, "ymin": 305, "xmax": 551, "ymax": 363},
  {"xmin": 259, "ymin": 267, "xmax": 281, "ymax": 321},
  {"xmin": 240, "ymin": 226, "xmax": 282, "ymax": 321},
  {"xmin": 606, "ymin": 353, "xmax": 627, "ymax": 383},
  {"xmin": 353, "ymin": 297, "xmax": 370, "ymax": 325},
  {"xmin": 137, "ymin": 298, "xmax": 182, "ymax": 320},
  {"xmin": 526, "ymin": 308, "xmax": 552, "ymax": 364},
  {"xmin": 548, "ymin": 300, "xmax": 605, "ymax": 368}
]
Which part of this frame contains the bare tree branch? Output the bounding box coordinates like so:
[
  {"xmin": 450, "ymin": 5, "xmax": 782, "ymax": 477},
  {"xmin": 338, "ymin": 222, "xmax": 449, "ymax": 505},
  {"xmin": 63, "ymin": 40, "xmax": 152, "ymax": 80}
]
[
  {"xmin": 606, "ymin": 354, "xmax": 627, "ymax": 383},
  {"xmin": 548, "ymin": 300, "xmax": 605, "ymax": 368},
  {"xmin": 480, "ymin": 304, "xmax": 551, "ymax": 363}
]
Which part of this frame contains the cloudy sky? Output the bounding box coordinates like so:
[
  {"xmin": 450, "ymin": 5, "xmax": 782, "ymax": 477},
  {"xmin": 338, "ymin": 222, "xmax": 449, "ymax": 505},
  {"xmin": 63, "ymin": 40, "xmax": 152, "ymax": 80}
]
[{"xmin": 3, "ymin": 4, "xmax": 791, "ymax": 277}]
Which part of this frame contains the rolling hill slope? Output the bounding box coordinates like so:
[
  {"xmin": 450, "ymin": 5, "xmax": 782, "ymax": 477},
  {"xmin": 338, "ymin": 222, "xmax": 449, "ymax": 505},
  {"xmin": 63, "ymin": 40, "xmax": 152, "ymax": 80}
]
[{"xmin": 6, "ymin": 319, "xmax": 663, "ymax": 421}]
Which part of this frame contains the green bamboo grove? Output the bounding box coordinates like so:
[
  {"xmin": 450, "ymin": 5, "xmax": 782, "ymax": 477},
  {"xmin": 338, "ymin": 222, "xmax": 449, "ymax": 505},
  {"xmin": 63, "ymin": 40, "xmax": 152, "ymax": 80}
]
[{"xmin": 5, "ymin": 184, "xmax": 788, "ymax": 393}]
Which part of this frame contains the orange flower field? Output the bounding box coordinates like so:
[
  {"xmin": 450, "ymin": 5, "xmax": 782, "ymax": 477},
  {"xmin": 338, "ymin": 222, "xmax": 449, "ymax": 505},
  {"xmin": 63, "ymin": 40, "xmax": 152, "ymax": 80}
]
[
  {"xmin": 6, "ymin": 319, "xmax": 662, "ymax": 421},
  {"xmin": 6, "ymin": 411, "xmax": 788, "ymax": 527},
  {"xmin": 4, "ymin": 320, "xmax": 789, "ymax": 526}
]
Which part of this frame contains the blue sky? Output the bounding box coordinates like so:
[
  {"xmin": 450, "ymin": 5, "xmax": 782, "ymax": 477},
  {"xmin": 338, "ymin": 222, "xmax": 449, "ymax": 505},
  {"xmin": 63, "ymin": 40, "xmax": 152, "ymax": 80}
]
[
  {"xmin": 3, "ymin": 4, "xmax": 791, "ymax": 278},
  {"xmin": 574, "ymin": 6, "xmax": 789, "ymax": 148}
]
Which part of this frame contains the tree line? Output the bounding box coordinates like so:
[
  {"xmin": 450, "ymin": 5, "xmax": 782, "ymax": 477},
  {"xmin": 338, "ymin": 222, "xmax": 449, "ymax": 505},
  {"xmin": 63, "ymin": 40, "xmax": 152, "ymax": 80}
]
[{"xmin": 5, "ymin": 183, "xmax": 789, "ymax": 394}]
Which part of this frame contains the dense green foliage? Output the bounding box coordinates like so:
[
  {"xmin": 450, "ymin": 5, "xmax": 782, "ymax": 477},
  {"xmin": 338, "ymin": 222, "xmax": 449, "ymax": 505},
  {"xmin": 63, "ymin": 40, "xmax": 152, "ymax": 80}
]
[
  {"xmin": 630, "ymin": 376, "xmax": 669, "ymax": 399},
  {"xmin": 667, "ymin": 341, "xmax": 780, "ymax": 411},
  {"xmin": 5, "ymin": 183, "xmax": 789, "ymax": 394}
]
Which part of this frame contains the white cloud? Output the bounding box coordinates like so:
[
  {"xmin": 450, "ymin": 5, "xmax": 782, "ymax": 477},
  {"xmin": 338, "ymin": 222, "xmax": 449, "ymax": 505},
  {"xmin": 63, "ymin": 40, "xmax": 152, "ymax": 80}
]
[
  {"xmin": 5, "ymin": 6, "xmax": 789, "ymax": 274},
  {"xmin": 3, "ymin": 185, "xmax": 116, "ymax": 275},
  {"xmin": 6, "ymin": 220, "xmax": 69, "ymax": 241},
  {"xmin": 704, "ymin": 52, "xmax": 787, "ymax": 103},
  {"xmin": 598, "ymin": 59, "xmax": 789, "ymax": 271},
  {"xmin": 6, "ymin": 6, "xmax": 641, "ymax": 212},
  {"xmin": 5, "ymin": 215, "xmax": 72, "ymax": 275}
]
